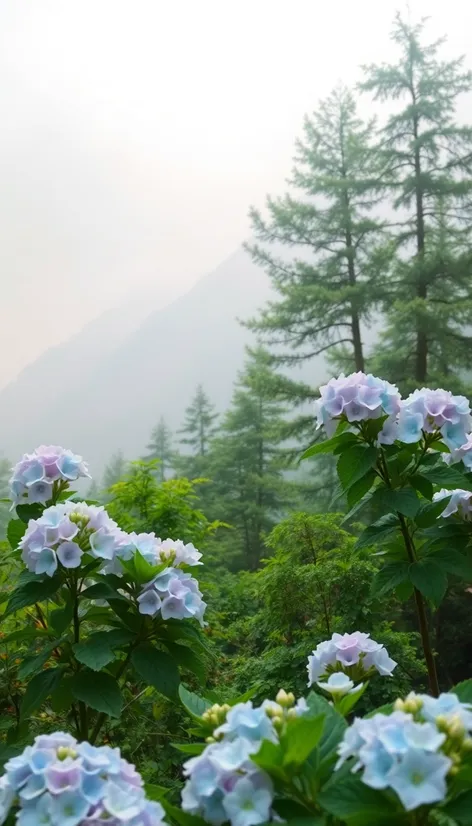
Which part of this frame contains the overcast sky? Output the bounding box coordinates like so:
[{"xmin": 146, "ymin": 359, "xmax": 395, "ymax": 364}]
[{"xmin": 0, "ymin": 0, "xmax": 471, "ymax": 388}]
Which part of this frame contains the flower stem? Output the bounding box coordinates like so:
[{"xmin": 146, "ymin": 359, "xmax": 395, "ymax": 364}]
[
  {"xmin": 72, "ymin": 582, "xmax": 88, "ymax": 739},
  {"xmin": 398, "ymin": 514, "xmax": 439, "ymax": 698}
]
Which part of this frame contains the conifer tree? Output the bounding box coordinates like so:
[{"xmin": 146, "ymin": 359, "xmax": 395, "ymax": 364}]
[
  {"xmin": 102, "ymin": 451, "xmax": 128, "ymax": 491},
  {"xmin": 209, "ymin": 347, "xmax": 292, "ymax": 569},
  {"xmin": 246, "ymin": 84, "xmax": 386, "ymax": 385},
  {"xmin": 143, "ymin": 417, "xmax": 173, "ymax": 483},
  {"xmin": 0, "ymin": 456, "xmax": 10, "ymax": 539},
  {"xmin": 179, "ymin": 384, "xmax": 218, "ymax": 457},
  {"xmin": 361, "ymin": 13, "xmax": 472, "ymax": 387}
]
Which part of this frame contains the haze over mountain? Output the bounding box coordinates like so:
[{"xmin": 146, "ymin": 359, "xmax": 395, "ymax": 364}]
[{"xmin": 0, "ymin": 248, "xmax": 278, "ymax": 475}]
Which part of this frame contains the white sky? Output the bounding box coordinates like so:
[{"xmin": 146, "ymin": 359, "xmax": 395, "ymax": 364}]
[{"xmin": 0, "ymin": 0, "xmax": 471, "ymax": 387}]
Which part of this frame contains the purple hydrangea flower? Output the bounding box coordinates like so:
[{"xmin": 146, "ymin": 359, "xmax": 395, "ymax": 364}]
[
  {"xmin": 137, "ymin": 568, "xmax": 206, "ymax": 626},
  {"xmin": 19, "ymin": 502, "xmax": 123, "ymax": 577},
  {"xmin": 0, "ymin": 732, "xmax": 167, "ymax": 825},
  {"xmin": 314, "ymin": 373, "xmax": 401, "ymax": 436},
  {"xmin": 307, "ymin": 632, "xmax": 397, "ymax": 684},
  {"xmin": 9, "ymin": 446, "xmax": 89, "ymax": 506}
]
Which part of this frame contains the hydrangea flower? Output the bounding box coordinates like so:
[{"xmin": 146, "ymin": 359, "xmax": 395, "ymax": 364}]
[
  {"xmin": 19, "ymin": 502, "xmax": 123, "ymax": 577},
  {"xmin": 432, "ymin": 489, "xmax": 472, "ymax": 520},
  {"xmin": 314, "ymin": 373, "xmax": 401, "ymax": 437},
  {"xmin": 398, "ymin": 389, "xmax": 471, "ymax": 449},
  {"xmin": 307, "ymin": 632, "xmax": 397, "ymax": 685},
  {"xmin": 316, "ymin": 672, "xmax": 363, "ymax": 698},
  {"xmin": 182, "ymin": 740, "xmax": 273, "ymax": 826},
  {"xmin": 419, "ymin": 692, "xmax": 472, "ymax": 729},
  {"xmin": 9, "ymin": 446, "xmax": 89, "ymax": 506},
  {"xmin": 157, "ymin": 538, "xmax": 202, "ymax": 567},
  {"xmin": 214, "ymin": 702, "xmax": 278, "ymax": 744},
  {"xmin": 336, "ymin": 709, "xmax": 452, "ymax": 811},
  {"xmin": 103, "ymin": 533, "xmax": 203, "ymax": 576},
  {"xmin": 0, "ymin": 731, "xmax": 167, "ymax": 826},
  {"xmin": 137, "ymin": 568, "xmax": 207, "ymax": 626},
  {"xmin": 443, "ymin": 433, "xmax": 472, "ymax": 470}
]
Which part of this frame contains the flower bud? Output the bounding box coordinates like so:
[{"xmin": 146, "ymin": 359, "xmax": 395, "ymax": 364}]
[
  {"xmin": 276, "ymin": 689, "xmax": 294, "ymax": 708},
  {"xmin": 463, "ymin": 737, "xmax": 472, "ymax": 752},
  {"xmin": 394, "ymin": 698, "xmax": 405, "ymax": 712}
]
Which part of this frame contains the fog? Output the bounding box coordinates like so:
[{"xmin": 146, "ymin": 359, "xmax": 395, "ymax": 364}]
[{"xmin": 0, "ymin": 0, "xmax": 471, "ymax": 389}]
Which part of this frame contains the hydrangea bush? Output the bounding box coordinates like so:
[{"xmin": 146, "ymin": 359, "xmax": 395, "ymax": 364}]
[{"xmin": 3, "ymin": 381, "xmax": 472, "ymax": 826}]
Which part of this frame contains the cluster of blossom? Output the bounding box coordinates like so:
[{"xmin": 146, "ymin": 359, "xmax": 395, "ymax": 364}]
[
  {"xmin": 0, "ymin": 731, "xmax": 166, "ymax": 826},
  {"xmin": 314, "ymin": 374, "xmax": 472, "ymax": 459},
  {"xmin": 9, "ymin": 445, "xmax": 89, "ymax": 506},
  {"xmin": 433, "ymin": 488, "xmax": 472, "ymax": 521},
  {"xmin": 137, "ymin": 567, "xmax": 207, "ymax": 626},
  {"xmin": 398, "ymin": 388, "xmax": 472, "ymax": 450},
  {"xmin": 336, "ymin": 692, "xmax": 472, "ymax": 811},
  {"xmin": 19, "ymin": 501, "xmax": 124, "ymax": 577},
  {"xmin": 182, "ymin": 694, "xmax": 307, "ymax": 826},
  {"xmin": 107, "ymin": 533, "xmax": 203, "ymax": 573},
  {"xmin": 307, "ymin": 632, "xmax": 397, "ymax": 687},
  {"xmin": 314, "ymin": 372, "xmax": 401, "ymax": 439}
]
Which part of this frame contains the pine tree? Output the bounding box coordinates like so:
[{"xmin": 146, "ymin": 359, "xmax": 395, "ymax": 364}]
[
  {"xmin": 246, "ymin": 84, "xmax": 387, "ymax": 391},
  {"xmin": 361, "ymin": 13, "xmax": 472, "ymax": 388},
  {"xmin": 143, "ymin": 417, "xmax": 173, "ymax": 483},
  {"xmin": 209, "ymin": 347, "xmax": 292, "ymax": 570},
  {"xmin": 179, "ymin": 385, "xmax": 218, "ymax": 456},
  {"xmin": 103, "ymin": 451, "xmax": 128, "ymax": 491}
]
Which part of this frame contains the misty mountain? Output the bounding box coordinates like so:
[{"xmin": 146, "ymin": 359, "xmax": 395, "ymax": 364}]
[{"xmin": 0, "ymin": 248, "xmax": 277, "ymax": 475}]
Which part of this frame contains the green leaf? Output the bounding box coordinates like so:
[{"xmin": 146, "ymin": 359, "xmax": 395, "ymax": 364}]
[
  {"xmin": 1, "ymin": 627, "xmax": 50, "ymax": 644},
  {"xmin": 164, "ymin": 642, "xmax": 206, "ymax": 684},
  {"xmin": 15, "ymin": 504, "xmax": 44, "ymax": 523},
  {"xmin": 346, "ymin": 471, "xmax": 376, "ymax": 508},
  {"xmin": 425, "ymin": 548, "xmax": 472, "ymax": 580},
  {"xmin": 414, "ymin": 497, "xmax": 451, "ymax": 528},
  {"xmin": 252, "ymin": 739, "xmax": 287, "ymax": 781},
  {"xmin": 51, "ymin": 676, "xmax": 74, "ymax": 713},
  {"xmin": 421, "ymin": 464, "xmax": 472, "ymax": 490},
  {"xmin": 131, "ymin": 643, "xmax": 180, "ymax": 701},
  {"xmin": 371, "ymin": 561, "xmax": 410, "ymax": 597},
  {"xmin": 49, "ymin": 599, "xmax": 73, "ymax": 635},
  {"xmin": 372, "ymin": 487, "xmax": 420, "ymax": 518},
  {"xmin": 409, "ymin": 559, "xmax": 448, "ymax": 607},
  {"xmin": 337, "ymin": 446, "xmax": 378, "ymax": 491},
  {"xmin": 171, "ymin": 742, "xmax": 206, "ymax": 755},
  {"xmin": 300, "ymin": 432, "xmax": 358, "ymax": 461},
  {"xmin": 20, "ymin": 667, "xmax": 63, "ymax": 719},
  {"xmin": 409, "ymin": 474, "xmax": 434, "ymax": 500},
  {"xmin": 337, "ymin": 682, "xmax": 369, "ymax": 716},
  {"xmin": 355, "ymin": 514, "xmax": 399, "ymax": 550},
  {"xmin": 132, "ymin": 550, "xmax": 165, "ymax": 585},
  {"xmin": 18, "ymin": 639, "xmax": 62, "ymax": 679},
  {"xmin": 453, "ymin": 680, "xmax": 472, "ymax": 704},
  {"xmin": 162, "ymin": 803, "xmax": 208, "ymax": 826},
  {"xmin": 443, "ymin": 789, "xmax": 472, "ymax": 824},
  {"xmin": 73, "ymin": 632, "xmax": 117, "ymax": 671},
  {"xmin": 71, "ymin": 670, "xmax": 123, "ymax": 717},
  {"xmin": 4, "ymin": 575, "xmax": 62, "ymax": 617},
  {"xmin": 80, "ymin": 582, "xmax": 127, "ymax": 602},
  {"xmin": 318, "ymin": 766, "xmax": 406, "ymax": 825},
  {"xmin": 7, "ymin": 518, "xmax": 26, "ymax": 550},
  {"xmin": 144, "ymin": 783, "xmax": 169, "ymax": 802},
  {"xmin": 178, "ymin": 685, "xmax": 212, "ymax": 719},
  {"xmin": 282, "ymin": 713, "xmax": 324, "ymax": 767},
  {"xmin": 305, "ymin": 692, "xmax": 346, "ymax": 783}
]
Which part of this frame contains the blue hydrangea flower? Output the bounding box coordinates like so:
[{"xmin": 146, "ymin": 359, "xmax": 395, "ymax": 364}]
[
  {"xmin": 433, "ymin": 489, "xmax": 472, "ymax": 521},
  {"xmin": 0, "ymin": 732, "xmax": 167, "ymax": 826},
  {"xmin": 9, "ymin": 446, "xmax": 89, "ymax": 506},
  {"xmin": 182, "ymin": 741, "xmax": 273, "ymax": 826},
  {"xmin": 337, "ymin": 709, "xmax": 453, "ymax": 812},
  {"xmin": 316, "ymin": 672, "xmax": 362, "ymax": 698},
  {"xmin": 214, "ymin": 702, "xmax": 277, "ymax": 744},
  {"xmin": 420, "ymin": 693, "xmax": 472, "ymax": 729},
  {"xmin": 400, "ymin": 389, "xmax": 471, "ymax": 449}
]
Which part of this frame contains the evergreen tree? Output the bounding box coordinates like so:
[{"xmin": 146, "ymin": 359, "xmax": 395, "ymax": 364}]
[
  {"xmin": 361, "ymin": 13, "xmax": 472, "ymax": 388},
  {"xmin": 246, "ymin": 84, "xmax": 386, "ymax": 407},
  {"xmin": 179, "ymin": 385, "xmax": 218, "ymax": 458},
  {"xmin": 143, "ymin": 417, "xmax": 173, "ymax": 483},
  {"xmin": 209, "ymin": 347, "xmax": 292, "ymax": 570},
  {"xmin": 103, "ymin": 451, "xmax": 128, "ymax": 491}
]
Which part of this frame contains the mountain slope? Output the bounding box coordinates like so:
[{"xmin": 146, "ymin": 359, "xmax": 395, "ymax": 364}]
[{"xmin": 0, "ymin": 248, "xmax": 276, "ymax": 474}]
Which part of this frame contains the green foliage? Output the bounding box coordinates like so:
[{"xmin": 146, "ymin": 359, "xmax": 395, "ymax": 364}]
[{"xmin": 143, "ymin": 417, "xmax": 174, "ymax": 482}]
